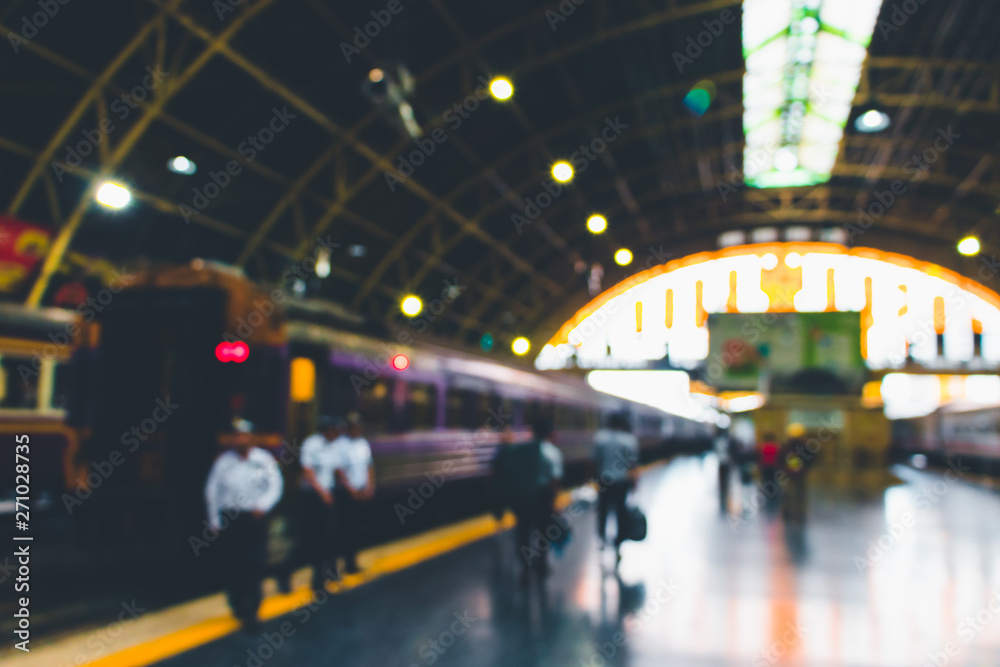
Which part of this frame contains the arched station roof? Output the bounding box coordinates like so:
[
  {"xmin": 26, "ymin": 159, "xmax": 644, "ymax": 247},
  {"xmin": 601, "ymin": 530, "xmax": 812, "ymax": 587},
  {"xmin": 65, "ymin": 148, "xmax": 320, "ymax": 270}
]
[{"xmin": 2, "ymin": 0, "xmax": 1000, "ymax": 355}]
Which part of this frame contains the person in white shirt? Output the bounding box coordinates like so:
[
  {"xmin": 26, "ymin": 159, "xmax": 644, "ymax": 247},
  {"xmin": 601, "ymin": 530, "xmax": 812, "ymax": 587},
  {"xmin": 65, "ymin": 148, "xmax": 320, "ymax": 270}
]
[
  {"xmin": 203, "ymin": 419, "xmax": 283, "ymax": 631},
  {"xmin": 292, "ymin": 415, "xmax": 344, "ymax": 590},
  {"xmin": 333, "ymin": 412, "xmax": 375, "ymax": 574},
  {"xmin": 594, "ymin": 411, "xmax": 639, "ymax": 554}
]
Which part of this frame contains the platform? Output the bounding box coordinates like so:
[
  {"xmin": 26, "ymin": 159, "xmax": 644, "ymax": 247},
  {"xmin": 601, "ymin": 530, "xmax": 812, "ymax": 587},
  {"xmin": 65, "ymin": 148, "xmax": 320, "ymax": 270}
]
[{"xmin": 12, "ymin": 457, "xmax": 1000, "ymax": 667}]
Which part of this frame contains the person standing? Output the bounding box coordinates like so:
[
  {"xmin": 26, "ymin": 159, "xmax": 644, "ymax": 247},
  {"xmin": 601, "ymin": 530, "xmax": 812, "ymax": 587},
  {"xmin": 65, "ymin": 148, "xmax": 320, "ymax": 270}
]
[
  {"xmin": 715, "ymin": 426, "xmax": 733, "ymax": 511},
  {"xmin": 333, "ymin": 412, "xmax": 375, "ymax": 574},
  {"xmin": 204, "ymin": 419, "xmax": 283, "ymax": 632},
  {"xmin": 296, "ymin": 415, "xmax": 344, "ymax": 590},
  {"xmin": 594, "ymin": 412, "xmax": 638, "ymax": 554},
  {"xmin": 523, "ymin": 417, "xmax": 564, "ymax": 581}
]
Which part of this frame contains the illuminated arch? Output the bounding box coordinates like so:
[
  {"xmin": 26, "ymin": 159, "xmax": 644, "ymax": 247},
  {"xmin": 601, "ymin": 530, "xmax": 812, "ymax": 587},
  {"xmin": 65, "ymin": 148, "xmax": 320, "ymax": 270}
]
[{"xmin": 537, "ymin": 242, "xmax": 1000, "ymax": 371}]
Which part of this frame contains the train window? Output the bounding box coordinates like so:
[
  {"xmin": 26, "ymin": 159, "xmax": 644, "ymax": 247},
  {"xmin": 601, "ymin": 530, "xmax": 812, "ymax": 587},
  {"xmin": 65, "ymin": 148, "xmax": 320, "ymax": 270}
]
[
  {"xmin": 472, "ymin": 392, "xmax": 494, "ymax": 429},
  {"xmin": 407, "ymin": 382, "xmax": 437, "ymax": 431},
  {"xmin": 0, "ymin": 356, "xmax": 39, "ymax": 409},
  {"xmin": 322, "ymin": 368, "xmax": 356, "ymax": 418},
  {"xmin": 358, "ymin": 379, "xmax": 390, "ymax": 433},
  {"xmin": 524, "ymin": 399, "xmax": 540, "ymax": 427},
  {"xmin": 511, "ymin": 399, "xmax": 525, "ymax": 429},
  {"xmin": 445, "ymin": 388, "xmax": 468, "ymax": 429},
  {"xmin": 554, "ymin": 404, "xmax": 569, "ymax": 429}
]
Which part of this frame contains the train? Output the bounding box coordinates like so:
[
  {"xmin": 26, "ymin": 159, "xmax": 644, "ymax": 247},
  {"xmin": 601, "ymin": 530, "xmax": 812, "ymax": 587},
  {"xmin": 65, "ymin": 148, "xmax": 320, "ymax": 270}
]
[
  {"xmin": 891, "ymin": 405, "xmax": 1000, "ymax": 476},
  {"xmin": 0, "ymin": 261, "xmax": 714, "ymax": 567}
]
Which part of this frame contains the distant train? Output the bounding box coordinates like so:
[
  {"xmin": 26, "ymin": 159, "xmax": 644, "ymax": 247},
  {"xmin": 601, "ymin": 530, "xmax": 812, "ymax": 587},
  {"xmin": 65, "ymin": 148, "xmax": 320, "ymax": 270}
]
[
  {"xmin": 891, "ymin": 406, "xmax": 1000, "ymax": 475},
  {"xmin": 1, "ymin": 262, "xmax": 713, "ymax": 562}
]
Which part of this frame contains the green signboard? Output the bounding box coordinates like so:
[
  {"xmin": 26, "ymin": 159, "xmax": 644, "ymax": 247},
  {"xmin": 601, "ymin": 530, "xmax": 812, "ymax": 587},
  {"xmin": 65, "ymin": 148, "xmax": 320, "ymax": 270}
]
[{"xmin": 706, "ymin": 312, "xmax": 864, "ymax": 394}]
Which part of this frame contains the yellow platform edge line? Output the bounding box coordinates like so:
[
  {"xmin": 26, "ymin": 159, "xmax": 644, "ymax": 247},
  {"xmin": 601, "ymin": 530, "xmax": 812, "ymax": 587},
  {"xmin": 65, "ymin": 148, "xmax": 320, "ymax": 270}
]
[
  {"xmin": 81, "ymin": 462, "xmax": 668, "ymax": 667},
  {"xmin": 84, "ymin": 512, "xmax": 522, "ymax": 667}
]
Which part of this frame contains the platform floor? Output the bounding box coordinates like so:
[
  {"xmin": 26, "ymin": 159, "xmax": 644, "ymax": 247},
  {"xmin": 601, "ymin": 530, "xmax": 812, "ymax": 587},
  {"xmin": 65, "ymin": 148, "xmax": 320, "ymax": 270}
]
[{"xmin": 124, "ymin": 457, "xmax": 1000, "ymax": 666}]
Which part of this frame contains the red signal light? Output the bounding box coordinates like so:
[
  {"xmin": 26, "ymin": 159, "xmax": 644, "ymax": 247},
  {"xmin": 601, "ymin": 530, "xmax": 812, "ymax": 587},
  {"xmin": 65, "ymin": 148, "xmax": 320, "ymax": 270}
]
[
  {"xmin": 216, "ymin": 341, "xmax": 250, "ymax": 363},
  {"xmin": 391, "ymin": 354, "xmax": 409, "ymax": 371}
]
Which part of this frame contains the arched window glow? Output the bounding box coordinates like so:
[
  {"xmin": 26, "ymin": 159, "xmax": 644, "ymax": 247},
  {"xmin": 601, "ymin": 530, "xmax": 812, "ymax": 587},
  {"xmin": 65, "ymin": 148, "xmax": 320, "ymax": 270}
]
[{"xmin": 537, "ymin": 243, "xmax": 1000, "ymax": 375}]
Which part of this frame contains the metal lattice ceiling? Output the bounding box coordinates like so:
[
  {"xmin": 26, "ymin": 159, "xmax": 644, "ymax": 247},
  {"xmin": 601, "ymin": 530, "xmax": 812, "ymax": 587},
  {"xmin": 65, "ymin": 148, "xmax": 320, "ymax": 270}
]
[{"xmin": 2, "ymin": 0, "xmax": 999, "ymax": 355}]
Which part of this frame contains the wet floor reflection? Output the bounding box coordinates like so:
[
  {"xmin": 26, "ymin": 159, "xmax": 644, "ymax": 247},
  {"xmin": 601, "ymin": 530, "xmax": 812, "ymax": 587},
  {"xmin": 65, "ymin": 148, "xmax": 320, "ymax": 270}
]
[{"xmin": 155, "ymin": 456, "xmax": 1000, "ymax": 666}]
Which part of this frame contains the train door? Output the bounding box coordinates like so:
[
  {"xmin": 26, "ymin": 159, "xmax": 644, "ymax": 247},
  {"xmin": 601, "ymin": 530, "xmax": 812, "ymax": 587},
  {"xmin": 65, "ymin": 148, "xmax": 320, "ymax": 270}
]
[{"xmin": 85, "ymin": 288, "xmax": 226, "ymax": 557}]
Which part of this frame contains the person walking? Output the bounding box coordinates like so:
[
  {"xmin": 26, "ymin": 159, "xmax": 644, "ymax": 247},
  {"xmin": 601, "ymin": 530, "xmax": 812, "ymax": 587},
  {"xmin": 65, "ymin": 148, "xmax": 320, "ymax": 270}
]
[
  {"xmin": 781, "ymin": 423, "xmax": 812, "ymax": 524},
  {"xmin": 204, "ymin": 419, "xmax": 283, "ymax": 632},
  {"xmin": 758, "ymin": 432, "xmax": 780, "ymax": 486},
  {"xmin": 594, "ymin": 411, "xmax": 639, "ymax": 556}
]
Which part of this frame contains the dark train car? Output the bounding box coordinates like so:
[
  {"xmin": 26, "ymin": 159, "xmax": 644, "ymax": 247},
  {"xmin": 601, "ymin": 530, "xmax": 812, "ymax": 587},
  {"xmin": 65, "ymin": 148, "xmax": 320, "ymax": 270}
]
[
  {"xmin": 51, "ymin": 263, "xmax": 711, "ymax": 562},
  {"xmin": 892, "ymin": 406, "xmax": 1000, "ymax": 475},
  {"xmin": 0, "ymin": 304, "xmax": 82, "ymax": 523}
]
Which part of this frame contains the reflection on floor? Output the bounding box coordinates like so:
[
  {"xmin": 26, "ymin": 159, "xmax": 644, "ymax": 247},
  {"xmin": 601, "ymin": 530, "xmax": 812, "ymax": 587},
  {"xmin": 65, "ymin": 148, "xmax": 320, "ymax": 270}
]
[{"xmin": 156, "ymin": 456, "xmax": 1000, "ymax": 666}]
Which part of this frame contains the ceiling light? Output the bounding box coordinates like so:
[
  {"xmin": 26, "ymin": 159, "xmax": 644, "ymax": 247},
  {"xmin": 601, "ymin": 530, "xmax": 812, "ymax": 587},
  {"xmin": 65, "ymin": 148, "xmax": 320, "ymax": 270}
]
[
  {"xmin": 855, "ymin": 109, "xmax": 891, "ymax": 133},
  {"xmin": 744, "ymin": 0, "xmax": 884, "ymax": 188},
  {"xmin": 774, "ymin": 147, "xmax": 799, "ymax": 172},
  {"xmin": 401, "ymin": 295, "xmax": 422, "ymax": 316},
  {"xmin": 512, "ymin": 337, "xmax": 531, "ymax": 355},
  {"xmin": 587, "ymin": 214, "xmax": 607, "ymax": 234},
  {"xmin": 95, "ymin": 182, "xmax": 131, "ymax": 209},
  {"xmin": 489, "ymin": 77, "xmax": 513, "ymax": 100},
  {"xmin": 552, "ymin": 161, "xmax": 574, "ymax": 183},
  {"xmin": 614, "ymin": 249, "xmax": 633, "ymax": 266},
  {"xmin": 958, "ymin": 237, "xmax": 981, "ymax": 256},
  {"xmin": 315, "ymin": 249, "xmax": 331, "ymax": 278},
  {"xmin": 168, "ymin": 156, "xmax": 197, "ymax": 175}
]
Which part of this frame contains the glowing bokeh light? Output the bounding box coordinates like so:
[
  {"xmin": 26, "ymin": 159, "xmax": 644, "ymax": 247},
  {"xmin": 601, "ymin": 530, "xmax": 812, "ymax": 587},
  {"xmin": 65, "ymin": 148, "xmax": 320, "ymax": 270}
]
[
  {"xmin": 552, "ymin": 161, "xmax": 574, "ymax": 183},
  {"xmin": 489, "ymin": 77, "xmax": 513, "ymax": 100},
  {"xmin": 614, "ymin": 249, "xmax": 633, "ymax": 266},
  {"xmin": 95, "ymin": 182, "xmax": 131, "ymax": 209},
  {"xmin": 401, "ymin": 295, "xmax": 423, "ymax": 316},
  {"xmin": 512, "ymin": 337, "xmax": 531, "ymax": 355},
  {"xmin": 587, "ymin": 214, "xmax": 608, "ymax": 234}
]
